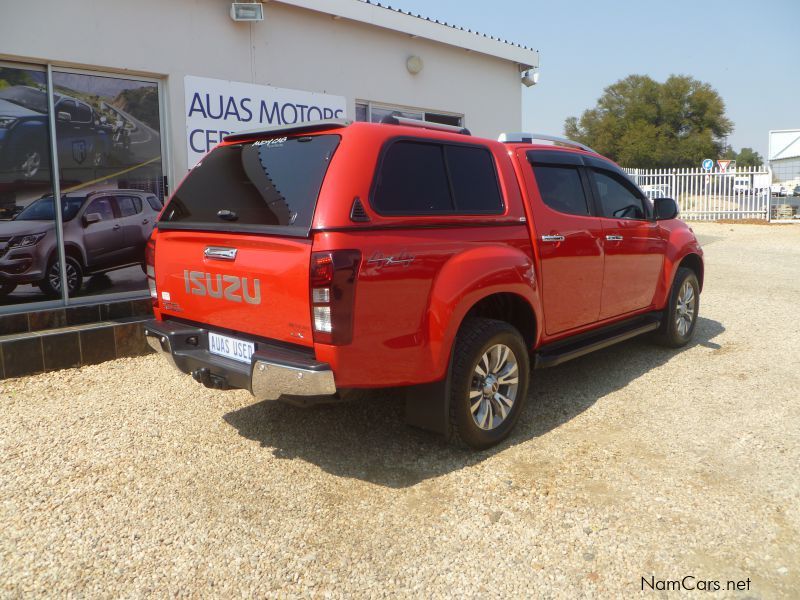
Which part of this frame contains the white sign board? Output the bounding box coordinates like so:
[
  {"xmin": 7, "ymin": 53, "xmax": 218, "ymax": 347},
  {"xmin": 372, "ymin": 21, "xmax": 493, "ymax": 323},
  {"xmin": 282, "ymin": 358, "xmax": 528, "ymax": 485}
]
[{"xmin": 184, "ymin": 75, "xmax": 347, "ymax": 168}]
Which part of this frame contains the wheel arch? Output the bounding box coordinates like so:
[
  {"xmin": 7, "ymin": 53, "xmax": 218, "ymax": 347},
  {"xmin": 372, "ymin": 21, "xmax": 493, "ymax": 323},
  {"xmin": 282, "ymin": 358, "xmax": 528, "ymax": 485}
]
[
  {"xmin": 49, "ymin": 243, "xmax": 87, "ymax": 270},
  {"xmin": 677, "ymin": 252, "xmax": 704, "ymax": 291},
  {"xmin": 426, "ymin": 245, "xmax": 542, "ymax": 381},
  {"xmin": 462, "ymin": 292, "xmax": 537, "ymax": 350}
]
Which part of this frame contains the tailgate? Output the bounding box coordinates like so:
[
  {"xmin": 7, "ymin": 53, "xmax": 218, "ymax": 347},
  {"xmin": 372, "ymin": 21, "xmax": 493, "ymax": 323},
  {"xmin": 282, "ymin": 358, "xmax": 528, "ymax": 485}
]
[{"xmin": 154, "ymin": 230, "xmax": 313, "ymax": 347}]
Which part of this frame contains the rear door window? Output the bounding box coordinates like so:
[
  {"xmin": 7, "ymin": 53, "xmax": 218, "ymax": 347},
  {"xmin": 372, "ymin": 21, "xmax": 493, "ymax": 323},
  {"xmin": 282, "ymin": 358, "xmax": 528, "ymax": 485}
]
[
  {"xmin": 116, "ymin": 196, "xmax": 141, "ymax": 217},
  {"xmin": 531, "ymin": 165, "xmax": 591, "ymax": 216},
  {"xmin": 160, "ymin": 134, "xmax": 340, "ymax": 235}
]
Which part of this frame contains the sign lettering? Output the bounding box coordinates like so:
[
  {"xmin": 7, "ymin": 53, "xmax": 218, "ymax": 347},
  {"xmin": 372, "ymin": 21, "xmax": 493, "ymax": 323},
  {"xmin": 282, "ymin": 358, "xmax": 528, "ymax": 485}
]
[{"xmin": 184, "ymin": 75, "xmax": 347, "ymax": 168}]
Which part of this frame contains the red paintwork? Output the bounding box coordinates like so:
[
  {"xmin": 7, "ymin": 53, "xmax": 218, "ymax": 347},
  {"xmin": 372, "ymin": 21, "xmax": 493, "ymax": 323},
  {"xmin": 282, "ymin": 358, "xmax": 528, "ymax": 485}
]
[{"xmin": 151, "ymin": 121, "xmax": 703, "ymax": 389}]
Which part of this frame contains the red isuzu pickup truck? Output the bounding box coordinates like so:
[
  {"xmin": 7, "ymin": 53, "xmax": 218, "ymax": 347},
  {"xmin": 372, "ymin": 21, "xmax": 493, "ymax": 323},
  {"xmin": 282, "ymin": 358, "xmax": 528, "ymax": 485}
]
[{"xmin": 143, "ymin": 118, "xmax": 703, "ymax": 449}]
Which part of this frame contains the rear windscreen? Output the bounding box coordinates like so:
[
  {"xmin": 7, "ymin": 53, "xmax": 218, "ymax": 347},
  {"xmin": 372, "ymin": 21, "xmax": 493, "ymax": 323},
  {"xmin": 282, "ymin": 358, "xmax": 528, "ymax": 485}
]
[{"xmin": 160, "ymin": 134, "xmax": 340, "ymax": 235}]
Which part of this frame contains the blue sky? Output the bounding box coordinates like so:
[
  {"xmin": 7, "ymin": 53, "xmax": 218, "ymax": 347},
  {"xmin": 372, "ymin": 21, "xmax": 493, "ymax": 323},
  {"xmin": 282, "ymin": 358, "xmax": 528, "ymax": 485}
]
[{"xmin": 386, "ymin": 0, "xmax": 799, "ymax": 159}]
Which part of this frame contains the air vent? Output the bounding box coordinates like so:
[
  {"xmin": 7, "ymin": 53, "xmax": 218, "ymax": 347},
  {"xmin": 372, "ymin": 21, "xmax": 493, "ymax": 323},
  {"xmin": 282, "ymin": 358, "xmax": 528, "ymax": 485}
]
[{"xmin": 350, "ymin": 197, "xmax": 370, "ymax": 222}]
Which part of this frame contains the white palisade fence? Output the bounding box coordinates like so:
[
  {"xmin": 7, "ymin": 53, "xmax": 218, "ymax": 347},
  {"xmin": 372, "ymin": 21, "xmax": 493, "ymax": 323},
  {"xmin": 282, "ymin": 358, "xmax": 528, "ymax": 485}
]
[{"xmin": 624, "ymin": 166, "xmax": 772, "ymax": 221}]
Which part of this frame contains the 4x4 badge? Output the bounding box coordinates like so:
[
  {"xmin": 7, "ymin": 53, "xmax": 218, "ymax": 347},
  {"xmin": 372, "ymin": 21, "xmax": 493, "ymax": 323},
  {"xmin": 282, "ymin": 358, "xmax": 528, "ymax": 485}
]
[{"xmin": 366, "ymin": 250, "xmax": 415, "ymax": 269}]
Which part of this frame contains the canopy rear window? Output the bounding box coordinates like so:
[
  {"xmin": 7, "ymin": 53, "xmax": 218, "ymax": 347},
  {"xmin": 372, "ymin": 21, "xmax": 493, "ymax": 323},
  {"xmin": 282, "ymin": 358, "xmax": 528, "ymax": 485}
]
[{"xmin": 159, "ymin": 134, "xmax": 340, "ymax": 235}]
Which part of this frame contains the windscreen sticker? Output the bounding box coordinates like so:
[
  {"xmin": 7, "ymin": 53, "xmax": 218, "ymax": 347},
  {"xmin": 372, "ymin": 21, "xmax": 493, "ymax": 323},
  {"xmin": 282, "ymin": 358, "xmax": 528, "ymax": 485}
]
[{"xmin": 252, "ymin": 136, "xmax": 287, "ymax": 148}]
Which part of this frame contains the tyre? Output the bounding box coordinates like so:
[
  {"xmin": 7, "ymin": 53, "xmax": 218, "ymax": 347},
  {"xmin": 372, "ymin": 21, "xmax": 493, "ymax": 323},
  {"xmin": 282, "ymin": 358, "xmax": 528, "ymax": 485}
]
[
  {"xmin": 449, "ymin": 318, "xmax": 530, "ymax": 449},
  {"xmin": 653, "ymin": 267, "xmax": 700, "ymax": 348},
  {"xmin": 39, "ymin": 255, "xmax": 83, "ymax": 298},
  {"xmin": 0, "ymin": 282, "xmax": 17, "ymax": 298}
]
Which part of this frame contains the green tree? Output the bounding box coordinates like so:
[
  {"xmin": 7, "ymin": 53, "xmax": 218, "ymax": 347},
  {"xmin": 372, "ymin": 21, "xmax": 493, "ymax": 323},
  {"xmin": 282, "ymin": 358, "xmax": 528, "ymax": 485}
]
[
  {"xmin": 564, "ymin": 75, "xmax": 733, "ymax": 168},
  {"xmin": 734, "ymin": 147, "xmax": 763, "ymax": 167},
  {"xmin": 722, "ymin": 146, "xmax": 764, "ymax": 167}
]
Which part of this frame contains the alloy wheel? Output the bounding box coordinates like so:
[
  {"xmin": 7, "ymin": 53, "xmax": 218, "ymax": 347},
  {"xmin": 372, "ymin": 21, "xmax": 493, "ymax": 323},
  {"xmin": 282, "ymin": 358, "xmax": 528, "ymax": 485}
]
[
  {"xmin": 675, "ymin": 280, "xmax": 696, "ymax": 336},
  {"xmin": 48, "ymin": 261, "xmax": 80, "ymax": 295},
  {"xmin": 469, "ymin": 343, "xmax": 519, "ymax": 430}
]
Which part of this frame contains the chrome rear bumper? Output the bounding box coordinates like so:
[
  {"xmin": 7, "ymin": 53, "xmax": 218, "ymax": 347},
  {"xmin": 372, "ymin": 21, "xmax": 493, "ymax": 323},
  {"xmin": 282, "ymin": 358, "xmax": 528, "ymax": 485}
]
[{"xmin": 143, "ymin": 319, "xmax": 336, "ymax": 400}]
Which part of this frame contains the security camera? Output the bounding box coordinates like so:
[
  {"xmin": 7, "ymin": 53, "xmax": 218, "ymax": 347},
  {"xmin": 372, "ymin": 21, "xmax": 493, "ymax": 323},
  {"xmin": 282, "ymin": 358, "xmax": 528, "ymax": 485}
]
[{"xmin": 521, "ymin": 70, "xmax": 540, "ymax": 87}]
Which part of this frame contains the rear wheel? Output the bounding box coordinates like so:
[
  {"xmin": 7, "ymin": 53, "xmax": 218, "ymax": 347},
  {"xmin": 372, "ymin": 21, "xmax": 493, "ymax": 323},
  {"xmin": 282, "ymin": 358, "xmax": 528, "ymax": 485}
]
[
  {"xmin": 653, "ymin": 267, "xmax": 699, "ymax": 347},
  {"xmin": 39, "ymin": 255, "xmax": 82, "ymax": 298},
  {"xmin": 449, "ymin": 318, "xmax": 530, "ymax": 449}
]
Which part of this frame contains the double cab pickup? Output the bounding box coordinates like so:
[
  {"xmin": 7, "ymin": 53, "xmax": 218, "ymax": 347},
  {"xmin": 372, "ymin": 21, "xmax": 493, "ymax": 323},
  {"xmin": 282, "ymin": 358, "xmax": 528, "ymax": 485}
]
[{"xmin": 143, "ymin": 118, "xmax": 703, "ymax": 449}]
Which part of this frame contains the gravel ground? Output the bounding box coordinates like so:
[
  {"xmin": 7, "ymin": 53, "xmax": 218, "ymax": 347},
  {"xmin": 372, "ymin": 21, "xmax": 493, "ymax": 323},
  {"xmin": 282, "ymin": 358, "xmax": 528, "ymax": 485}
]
[{"xmin": 1, "ymin": 223, "xmax": 798, "ymax": 598}]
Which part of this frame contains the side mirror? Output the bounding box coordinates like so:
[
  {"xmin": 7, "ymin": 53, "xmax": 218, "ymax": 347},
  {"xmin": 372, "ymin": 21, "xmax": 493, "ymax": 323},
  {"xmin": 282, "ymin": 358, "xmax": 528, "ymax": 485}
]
[
  {"xmin": 654, "ymin": 197, "xmax": 679, "ymax": 220},
  {"xmin": 57, "ymin": 111, "xmax": 71, "ymax": 123},
  {"xmin": 83, "ymin": 212, "xmax": 101, "ymax": 226}
]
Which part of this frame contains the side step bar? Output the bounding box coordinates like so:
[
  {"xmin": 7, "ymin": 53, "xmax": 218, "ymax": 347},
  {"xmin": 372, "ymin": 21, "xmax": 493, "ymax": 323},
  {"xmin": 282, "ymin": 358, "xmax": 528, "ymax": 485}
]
[{"xmin": 534, "ymin": 313, "xmax": 662, "ymax": 369}]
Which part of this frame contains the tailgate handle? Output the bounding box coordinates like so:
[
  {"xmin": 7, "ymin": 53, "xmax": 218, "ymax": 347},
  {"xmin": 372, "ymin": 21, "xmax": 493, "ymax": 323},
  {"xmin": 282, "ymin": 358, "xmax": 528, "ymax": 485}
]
[{"xmin": 204, "ymin": 246, "xmax": 238, "ymax": 261}]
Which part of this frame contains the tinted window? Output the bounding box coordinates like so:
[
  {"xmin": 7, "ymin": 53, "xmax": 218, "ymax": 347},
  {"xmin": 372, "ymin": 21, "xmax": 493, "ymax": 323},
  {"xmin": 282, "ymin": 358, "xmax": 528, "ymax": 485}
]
[
  {"xmin": 146, "ymin": 195, "xmax": 162, "ymax": 211},
  {"xmin": 85, "ymin": 198, "xmax": 114, "ymax": 221},
  {"xmin": 373, "ymin": 141, "xmax": 452, "ymax": 214},
  {"xmin": 593, "ymin": 170, "xmax": 646, "ymax": 220},
  {"xmin": 116, "ymin": 197, "xmax": 132, "ymax": 216},
  {"xmin": 531, "ymin": 165, "xmax": 590, "ymax": 216},
  {"xmin": 446, "ymin": 145, "xmax": 503, "ymax": 213},
  {"xmin": 14, "ymin": 196, "xmax": 85, "ymax": 222},
  {"xmin": 75, "ymin": 102, "xmax": 92, "ymax": 123},
  {"xmin": 58, "ymin": 99, "xmax": 79, "ymax": 121},
  {"xmin": 161, "ymin": 134, "xmax": 340, "ymax": 233}
]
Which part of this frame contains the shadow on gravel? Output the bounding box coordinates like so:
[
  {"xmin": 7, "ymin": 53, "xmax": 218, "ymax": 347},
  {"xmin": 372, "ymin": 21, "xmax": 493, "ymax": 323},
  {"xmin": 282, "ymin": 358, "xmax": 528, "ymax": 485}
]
[{"xmin": 224, "ymin": 317, "xmax": 725, "ymax": 488}]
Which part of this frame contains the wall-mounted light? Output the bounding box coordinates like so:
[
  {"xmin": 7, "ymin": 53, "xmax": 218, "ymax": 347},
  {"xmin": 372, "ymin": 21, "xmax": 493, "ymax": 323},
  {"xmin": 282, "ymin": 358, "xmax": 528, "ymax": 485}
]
[
  {"xmin": 406, "ymin": 55, "xmax": 424, "ymax": 75},
  {"xmin": 230, "ymin": 2, "xmax": 264, "ymax": 22},
  {"xmin": 521, "ymin": 69, "xmax": 540, "ymax": 87}
]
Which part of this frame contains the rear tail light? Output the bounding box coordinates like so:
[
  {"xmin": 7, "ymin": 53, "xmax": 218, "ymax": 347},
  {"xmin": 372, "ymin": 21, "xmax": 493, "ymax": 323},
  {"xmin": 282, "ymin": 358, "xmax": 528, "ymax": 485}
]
[
  {"xmin": 145, "ymin": 236, "xmax": 157, "ymax": 307},
  {"xmin": 309, "ymin": 250, "xmax": 361, "ymax": 345}
]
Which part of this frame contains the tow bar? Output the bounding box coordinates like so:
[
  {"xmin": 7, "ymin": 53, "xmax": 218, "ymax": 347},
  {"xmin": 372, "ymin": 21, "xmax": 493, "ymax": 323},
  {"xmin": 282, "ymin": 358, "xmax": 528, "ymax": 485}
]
[{"xmin": 191, "ymin": 368, "xmax": 230, "ymax": 390}]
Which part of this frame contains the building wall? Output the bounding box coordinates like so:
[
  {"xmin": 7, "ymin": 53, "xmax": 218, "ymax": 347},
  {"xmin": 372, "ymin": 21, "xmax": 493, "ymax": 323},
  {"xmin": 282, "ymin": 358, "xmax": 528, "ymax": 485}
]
[
  {"xmin": 770, "ymin": 158, "xmax": 800, "ymax": 186},
  {"xmin": 0, "ymin": 0, "xmax": 523, "ymax": 178}
]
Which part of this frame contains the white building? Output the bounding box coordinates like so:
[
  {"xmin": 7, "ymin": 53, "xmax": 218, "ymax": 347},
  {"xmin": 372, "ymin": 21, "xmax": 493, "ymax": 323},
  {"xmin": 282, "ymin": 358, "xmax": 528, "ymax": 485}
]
[
  {"xmin": 768, "ymin": 129, "xmax": 800, "ymax": 186},
  {"xmin": 0, "ymin": 0, "xmax": 537, "ymax": 328}
]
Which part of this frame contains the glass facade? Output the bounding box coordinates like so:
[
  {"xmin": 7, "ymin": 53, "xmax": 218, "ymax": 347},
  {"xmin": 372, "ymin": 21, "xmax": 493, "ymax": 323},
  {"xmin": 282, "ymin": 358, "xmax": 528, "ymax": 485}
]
[{"xmin": 0, "ymin": 63, "xmax": 164, "ymax": 311}]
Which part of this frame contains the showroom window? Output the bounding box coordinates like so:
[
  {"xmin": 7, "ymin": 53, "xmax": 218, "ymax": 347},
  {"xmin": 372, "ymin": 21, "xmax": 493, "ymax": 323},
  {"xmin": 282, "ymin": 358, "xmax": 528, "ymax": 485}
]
[
  {"xmin": 355, "ymin": 101, "xmax": 463, "ymax": 128},
  {"xmin": 0, "ymin": 61, "xmax": 165, "ymax": 313}
]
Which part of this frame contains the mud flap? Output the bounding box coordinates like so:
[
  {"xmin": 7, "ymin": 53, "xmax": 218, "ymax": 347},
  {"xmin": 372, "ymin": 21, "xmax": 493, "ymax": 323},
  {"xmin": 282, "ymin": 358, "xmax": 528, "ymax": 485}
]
[{"xmin": 403, "ymin": 378, "xmax": 450, "ymax": 437}]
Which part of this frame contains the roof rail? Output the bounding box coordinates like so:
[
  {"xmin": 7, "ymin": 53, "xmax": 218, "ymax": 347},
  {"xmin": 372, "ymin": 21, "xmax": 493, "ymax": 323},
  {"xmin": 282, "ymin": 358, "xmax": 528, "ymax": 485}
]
[
  {"xmin": 223, "ymin": 119, "xmax": 352, "ymax": 142},
  {"xmin": 381, "ymin": 115, "xmax": 471, "ymax": 136},
  {"xmin": 498, "ymin": 132, "xmax": 597, "ymax": 154}
]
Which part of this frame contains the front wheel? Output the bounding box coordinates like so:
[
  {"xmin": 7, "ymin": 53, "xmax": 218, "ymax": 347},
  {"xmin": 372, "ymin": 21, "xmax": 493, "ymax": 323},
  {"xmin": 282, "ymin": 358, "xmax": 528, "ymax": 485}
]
[
  {"xmin": 449, "ymin": 318, "xmax": 530, "ymax": 449},
  {"xmin": 39, "ymin": 256, "xmax": 83, "ymax": 298},
  {"xmin": 653, "ymin": 267, "xmax": 700, "ymax": 347},
  {"xmin": 0, "ymin": 282, "xmax": 17, "ymax": 298}
]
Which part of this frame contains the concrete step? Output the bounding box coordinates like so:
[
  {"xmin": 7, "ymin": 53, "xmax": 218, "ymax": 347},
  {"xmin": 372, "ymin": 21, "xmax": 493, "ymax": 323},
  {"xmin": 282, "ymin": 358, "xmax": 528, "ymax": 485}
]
[{"xmin": 0, "ymin": 299, "xmax": 154, "ymax": 379}]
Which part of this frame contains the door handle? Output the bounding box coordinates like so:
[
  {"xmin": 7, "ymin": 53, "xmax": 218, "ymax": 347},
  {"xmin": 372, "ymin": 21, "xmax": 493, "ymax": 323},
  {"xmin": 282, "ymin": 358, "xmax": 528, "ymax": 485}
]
[
  {"xmin": 541, "ymin": 235, "xmax": 565, "ymax": 242},
  {"xmin": 142, "ymin": 219, "xmax": 149, "ymax": 225},
  {"xmin": 605, "ymin": 235, "xmax": 623, "ymax": 241},
  {"xmin": 113, "ymin": 224, "xmax": 121, "ymax": 230}
]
